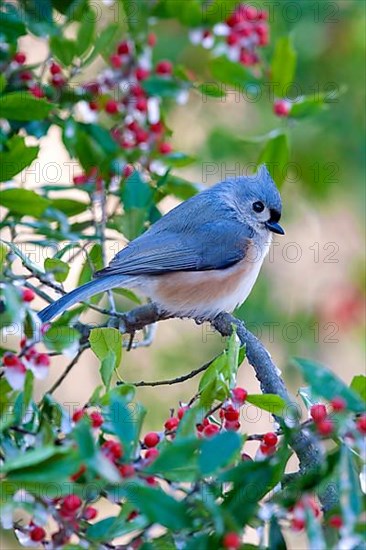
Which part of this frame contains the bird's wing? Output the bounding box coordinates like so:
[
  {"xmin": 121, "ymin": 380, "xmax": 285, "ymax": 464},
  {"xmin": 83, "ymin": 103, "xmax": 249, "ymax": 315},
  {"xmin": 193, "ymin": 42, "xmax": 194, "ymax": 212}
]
[{"xmin": 95, "ymin": 220, "xmax": 253, "ymax": 277}]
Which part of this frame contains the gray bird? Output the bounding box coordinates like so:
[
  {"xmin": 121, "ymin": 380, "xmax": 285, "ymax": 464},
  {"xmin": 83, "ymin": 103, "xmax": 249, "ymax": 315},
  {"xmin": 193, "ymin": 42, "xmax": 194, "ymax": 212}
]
[{"xmin": 39, "ymin": 165, "xmax": 284, "ymax": 323}]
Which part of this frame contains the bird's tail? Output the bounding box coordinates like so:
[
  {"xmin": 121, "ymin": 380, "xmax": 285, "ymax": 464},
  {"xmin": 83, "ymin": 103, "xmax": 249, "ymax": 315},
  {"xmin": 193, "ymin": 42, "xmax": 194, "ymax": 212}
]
[{"xmin": 38, "ymin": 275, "xmax": 131, "ymax": 323}]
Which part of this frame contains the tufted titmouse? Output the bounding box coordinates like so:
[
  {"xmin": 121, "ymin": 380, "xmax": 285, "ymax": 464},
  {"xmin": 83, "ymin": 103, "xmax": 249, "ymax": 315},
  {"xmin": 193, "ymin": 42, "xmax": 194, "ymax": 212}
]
[{"xmin": 39, "ymin": 165, "xmax": 284, "ymax": 323}]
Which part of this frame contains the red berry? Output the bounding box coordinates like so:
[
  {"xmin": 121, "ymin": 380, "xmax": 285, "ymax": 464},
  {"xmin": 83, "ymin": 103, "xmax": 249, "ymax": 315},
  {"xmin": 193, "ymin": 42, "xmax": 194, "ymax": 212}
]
[
  {"xmin": 135, "ymin": 97, "xmax": 147, "ymax": 112},
  {"xmin": 29, "ymin": 85, "xmax": 44, "ymax": 98},
  {"xmin": 291, "ymin": 517, "xmax": 305, "ymax": 531},
  {"xmin": 110, "ymin": 54, "xmax": 122, "ymax": 69},
  {"xmin": 227, "ymin": 33, "xmax": 239, "ymax": 46},
  {"xmin": 29, "ymin": 525, "xmax": 46, "ymax": 542},
  {"xmin": 148, "ymin": 33, "xmax": 156, "ymax": 47},
  {"xmin": 83, "ymin": 506, "xmax": 98, "ymax": 520},
  {"xmin": 35, "ymin": 353, "xmax": 50, "ymax": 367},
  {"xmin": 127, "ymin": 510, "xmax": 138, "ymax": 521},
  {"xmin": 356, "ymin": 414, "xmax": 366, "ymax": 434},
  {"xmin": 89, "ymin": 100, "xmax": 98, "ymax": 111},
  {"xmin": 105, "ymin": 99, "xmax": 119, "ymax": 114},
  {"xmin": 262, "ymin": 432, "xmax": 278, "ymax": 447},
  {"xmin": 122, "ymin": 164, "xmax": 134, "ymax": 178},
  {"xmin": 144, "ymin": 432, "xmax": 160, "ymax": 448},
  {"xmin": 239, "ymin": 50, "xmax": 257, "ymax": 66},
  {"xmin": 73, "ymin": 173, "xmax": 88, "ymax": 185},
  {"xmin": 317, "ymin": 418, "xmax": 334, "ymax": 436},
  {"xmin": 117, "ymin": 41, "xmax": 130, "ymax": 55},
  {"xmin": 50, "ymin": 62, "xmax": 61, "ymax": 75},
  {"xmin": 273, "ymin": 99, "xmax": 291, "ymax": 117},
  {"xmin": 150, "ymin": 121, "xmax": 163, "ymax": 134},
  {"xmin": 90, "ymin": 411, "xmax": 103, "ymax": 428},
  {"xmin": 119, "ymin": 464, "xmax": 135, "ymax": 478},
  {"xmin": 22, "ymin": 288, "xmax": 35, "ymax": 302},
  {"xmin": 203, "ymin": 424, "xmax": 220, "ymax": 438},
  {"xmin": 224, "ymin": 405, "xmax": 240, "ymax": 422},
  {"xmin": 62, "ymin": 494, "xmax": 82, "ymax": 512},
  {"xmin": 102, "ymin": 440, "xmax": 123, "ymax": 460},
  {"xmin": 177, "ymin": 406, "xmax": 188, "ymax": 419},
  {"xmin": 224, "ymin": 420, "xmax": 241, "ymax": 431},
  {"xmin": 14, "ymin": 52, "xmax": 26, "ymax": 64},
  {"xmin": 196, "ymin": 418, "xmax": 210, "ymax": 432},
  {"xmin": 156, "ymin": 60, "xmax": 173, "ymax": 75},
  {"xmin": 134, "ymin": 128, "xmax": 149, "ymax": 144},
  {"xmin": 20, "ymin": 71, "xmax": 32, "ymax": 81},
  {"xmin": 258, "ymin": 10, "xmax": 268, "ymax": 21},
  {"xmin": 51, "ymin": 74, "xmax": 66, "ymax": 88},
  {"xmin": 331, "ymin": 397, "xmax": 346, "ymax": 412},
  {"xmin": 310, "ymin": 403, "xmax": 327, "ymax": 423},
  {"xmin": 329, "ymin": 515, "xmax": 343, "ymax": 529},
  {"xmin": 72, "ymin": 408, "xmax": 85, "ymax": 423},
  {"xmin": 243, "ymin": 5, "xmax": 258, "ymax": 20},
  {"xmin": 223, "ymin": 532, "xmax": 241, "ymax": 549},
  {"xmin": 231, "ymin": 387, "xmax": 248, "ymax": 404},
  {"xmin": 260, "ymin": 442, "xmax": 276, "ymax": 456},
  {"xmin": 145, "ymin": 448, "xmax": 159, "ymax": 462},
  {"xmin": 164, "ymin": 417, "xmax": 179, "ymax": 431},
  {"xmin": 145, "ymin": 475, "xmax": 157, "ymax": 486},
  {"xmin": 135, "ymin": 67, "xmax": 149, "ymax": 81},
  {"xmin": 3, "ymin": 353, "xmax": 22, "ymax": 368},
  {"xmin": 158, "ymin": 142, "xmax": 172, "ymax": 155}
]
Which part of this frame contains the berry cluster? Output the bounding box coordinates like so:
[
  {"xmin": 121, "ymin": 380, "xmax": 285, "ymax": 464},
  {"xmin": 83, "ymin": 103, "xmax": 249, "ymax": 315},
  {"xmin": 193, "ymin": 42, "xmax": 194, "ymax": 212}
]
[
  {"xmin": 190, "ymin": 3, "xmax": 269, "ymax": 68},
  {"xmin": 2, "ymin": 291, "xmax": 51, "ymax": 390},
  {"xmin": 290, "ymin": 495, "xmax": 321, "ymax": 531}
]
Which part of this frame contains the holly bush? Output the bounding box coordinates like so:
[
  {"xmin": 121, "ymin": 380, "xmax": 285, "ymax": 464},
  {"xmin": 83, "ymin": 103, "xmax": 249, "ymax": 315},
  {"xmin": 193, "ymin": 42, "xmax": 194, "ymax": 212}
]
[{"xmin": 0, "ymin": 1, "xmax": 365, "ymax": 549}]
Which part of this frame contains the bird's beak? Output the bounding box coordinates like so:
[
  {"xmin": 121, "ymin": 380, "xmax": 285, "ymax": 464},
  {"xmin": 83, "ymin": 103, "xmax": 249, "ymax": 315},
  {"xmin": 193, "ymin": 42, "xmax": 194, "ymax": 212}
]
[{"xmin": 265, "ymin": 220, "xmax": 285, "ymax": 235}]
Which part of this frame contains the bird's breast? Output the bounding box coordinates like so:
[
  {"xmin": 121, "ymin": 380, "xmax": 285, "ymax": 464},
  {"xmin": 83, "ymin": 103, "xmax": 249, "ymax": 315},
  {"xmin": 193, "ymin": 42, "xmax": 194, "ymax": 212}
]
[{"xmin": 148, "ymin": 237, "xmax": 271, "ymax": 318}]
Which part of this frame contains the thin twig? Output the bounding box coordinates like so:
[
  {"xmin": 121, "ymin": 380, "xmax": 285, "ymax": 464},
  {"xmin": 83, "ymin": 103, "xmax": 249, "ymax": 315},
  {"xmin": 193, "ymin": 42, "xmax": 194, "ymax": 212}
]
[
  {"xmin": 127, "ymin": 359, "xmax": 213, "ymax": 387},
  {"xmin": 46, "ymin": 347, "xmax": 87, "ymax": 395}
]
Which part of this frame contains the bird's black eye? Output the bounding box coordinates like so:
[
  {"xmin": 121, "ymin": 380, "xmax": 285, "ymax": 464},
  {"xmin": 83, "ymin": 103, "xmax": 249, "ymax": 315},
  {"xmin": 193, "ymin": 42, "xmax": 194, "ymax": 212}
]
[{"xmin": 253, "ymin": 201, "xmax": 265, "ymax": 213}]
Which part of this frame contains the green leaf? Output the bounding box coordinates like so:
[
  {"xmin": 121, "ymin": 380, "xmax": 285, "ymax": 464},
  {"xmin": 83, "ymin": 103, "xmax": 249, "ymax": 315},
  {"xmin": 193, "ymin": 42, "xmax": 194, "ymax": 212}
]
[
  {"xmin": 83, "ymin": 23, "xmax": 120, "ymax": 66},
  {"xmin": 0, "ymin": 74, "xmax": 7, "ymax": 94},
  {"xmin": 0, "ymin": 242, "xmax": 7, "ymax": 274},
  {"xmin": 146, "ymin": 438, "xmax": 200, "ymax": 481},
  {"xmin": 50, "ymin": 198, "xmax": 89, "ymax": 216},
  {"xmin": 269, "ymin": 516, "xmax": 287, "ymax": 550},
  {"xmin": 201, "ymin": 0, "xmax": 238, "ymax": 24},
  {"xmin": 50, "ymin": 35, "xmax": 76, "ymax": 66},
  {"xmin": 0, "ymin": 284, "xmax": 23, "ymax": 329},
  {"xmin": 271, "ymin": 36, "xmax": 297, "ymax": 96},
  {"xmin": 6, "ymin": 450, "xmax": 81, "ymax": 482},
  {"xmin": 257, "ymin": 134, "xmax": 289, "ymax": 188},
  {"xmin": 304, "ymin": 507, "xmax": 326, "ymax": 550},
  {"xmin": 0, "ymin": 188, "xmax": 50, "ymax": 217},
  {"xmin": 142, "ymin": 76, "xmax": 184, "ymax": 98},
  {"xmin": 44, "ymin": 258, "xmax": 70, "ymax": 283},
  {"xmin": 199, "ymin": 431, "xmax": 242, "ymax": 475},
  {"xmin": 109, "ymin": 395, "xmax": 145, "ymax": 460},
  {"xmin": 120, "ymin": 483, "xmax": 192, "ymax": 530},
  {"xmin": 89, "ymin": 327, "xmax": 122, "ymax": 388},
  {"xmin": 43, "ymin": 325, "xmax": 81, "ymax": 352},
  {"xmin": 197, "ymin": 82, "xmax": 226, "ymax": 98},
  {"xmin": 76, "ymin": 9, "xmax": 95, "ymax": 56},
  {"xmin": 210, "ymin": 56, "xmax": 249, "ymax": 88},
  {"xmin": 1, "ymin": 446, "xmax": 58, "ymax": 473},
  {"xmin": 163, "ymin": 152, "xmax": 196, "ymax": 168},
  {"xmin": 339, "ymin": 445, "xmax": 362, "ymax": 529},
  {"xmin": 294, "ymin": 358, "xmax": 364, "ymax": 413},
  {"xmin": 78, "ymin": 243, "xmax": 104, "ymax": 302},
  {"xmin": 0, "ymin": 136, "xmax": 39, "ymax": 182},
  {"xmin": 290, "ymin": 88, "xmax": 343, "ymax": 119},
  {"xmin": 113, "ymin": 209, "xmax": 148, "ymax": 240},
  {"xmin": 112, "ymin": 288, "xmax": 142, "ymax": 305},
  {"xmin": 0, "ymin": 92, "xmax": 53, "ymax": 121},
  {"xmin": 122, "ymin": 171, "xmax": 153, "ymax": 211},
  {"xmin": 199, "ymin": 332, "xmax": 241, "ymax": 410},
  {"xmin": 246, "ymin": 394, "xmax": 288, "ymax": 417},
  {"xmin": 350, "ymin": 375, "xmax": 366, "ymax": 402},
  {"xmin": 86, "ymin": 513, "xmax": 147, "ymax": 542}
]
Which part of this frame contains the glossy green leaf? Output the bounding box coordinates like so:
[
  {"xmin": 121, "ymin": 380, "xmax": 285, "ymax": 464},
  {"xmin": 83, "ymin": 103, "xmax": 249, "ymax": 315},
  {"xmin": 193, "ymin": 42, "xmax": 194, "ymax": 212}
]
[
  {"xmin": 142, "ymin": 76, "xmax": 183, "ymax": 98},
  {"xmin": 0, "ymin": 92, "xmax": 53, "ymax": 121},
  {"xmin": 294, "ymin": 358, "xmax": 364, "ymax": 413},
  {"xmin": 197, "ymin": 82, "xmax": 226, "ymax": 98},
  {"xmin": 146, "ymin": 438, "xmax": 200, "ymax": 481},
  {"xmin": 350, "ymin": 375, "xmax": 366, "ymax": 402},
  {"xmin": 122, "ymin": 171, "xmax": 153, "ymax": 210},
  {"xmin": 86, "ymin": 513, "xmax": 147, "ymax": 542},
  {"xmin": 50, "ymin": 198, "xmax": 89, "ymax": 216},
  {"xmin": 76, "ymin": 9, "xmax": 95, "ymax": 56},
  {"xmin": 100, "ymin": 351, "xmax": 116, "ymax": 391},
  {"xmin": 269, "ymin": 516, "xmax": 287, "ymax": 550},
  {"xmin": 0, "ymin": 188, "xmax": 50, "ymax": 217},
  {"xmin": 246, "ymin": 394, "xmax": 288, "ymax": 417},
  {"xmin": 89, "ymin": 328, "xmax": 122, "ymax": 389},
  {"xmin": 257, "ymin": 134, "xmax": 289, "ymax": 188},
  {"xmin": 0, "ymin": 136, "xmax": 39, "ymax": 181},
  {"xmin": 83, "ymin": 23, "xmax": 120, "ymax": 66},
  {"xmin": 210, "ymin": 56, "xmax": 249, "ymax": 87},
  {"xmin": 109, "ymin": 395, "xmax": 145, "ymax": 460},
  {"xmin": 199, "ymin": 431, "xmax": 242, "ymax": 475},
  {"xmin": 271, "ymin": 36, "xmax": 297, "ymax": 96},
  {"xmin": 50, "ymin": 35, "xmax": 76, "ymax": 65},
  {"xmin": 43, "ymin": 325, "xmax": 81, "ymax": 352},
  {"xmin": 304, "ymin": 507, "xmax": 326, "ymax": 550},
  {"xmin": 44, "ymin": 257, "xmax": 70, "ymax": 283}
]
